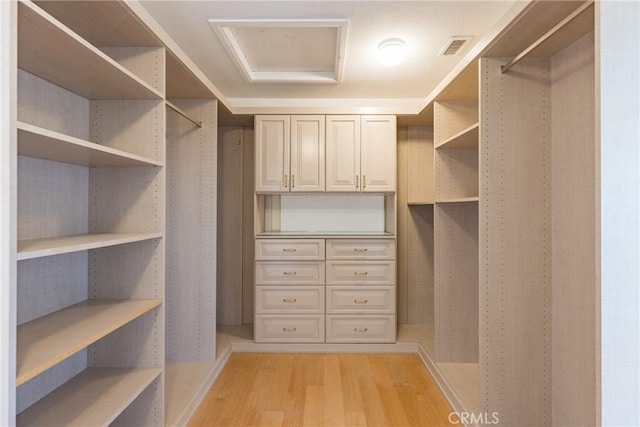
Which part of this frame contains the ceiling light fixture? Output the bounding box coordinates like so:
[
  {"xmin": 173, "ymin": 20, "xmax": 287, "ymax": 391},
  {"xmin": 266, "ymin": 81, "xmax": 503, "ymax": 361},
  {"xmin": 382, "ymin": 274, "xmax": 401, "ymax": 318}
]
[{"xmin": 377, "ymin": 38, "xmax": 406, "ymax": 67}]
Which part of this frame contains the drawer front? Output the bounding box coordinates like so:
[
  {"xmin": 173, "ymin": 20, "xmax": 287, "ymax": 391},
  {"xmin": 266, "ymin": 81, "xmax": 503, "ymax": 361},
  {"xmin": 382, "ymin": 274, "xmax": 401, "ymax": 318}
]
[
  {"xmin": 326, "ymin": 261, "xmax": 395, "ymax": 285},
  {"xmin": 326, "ymin": 286, "xmax": 395, "ymax": 314},
  {"xmin": 326, "ymin": 239, "xmax": 396, "ymax": 260},
  {"xmin": 256, "ymin": 261, "xmax": 325, "ymax": 285},
  {"xmin": 256, "ymin": 286, "xmax": 324, "ymax": 314},
  {"xmin": 255, "ymin": 315, "xmax": 324, "ymax": 343},
  {"xmin": 326, "ymin": 315, "xmax": 396, "ymax": 343},
  {"xmin": 255, "ymin": 239, "xmax": 325, "ymax": 261}
]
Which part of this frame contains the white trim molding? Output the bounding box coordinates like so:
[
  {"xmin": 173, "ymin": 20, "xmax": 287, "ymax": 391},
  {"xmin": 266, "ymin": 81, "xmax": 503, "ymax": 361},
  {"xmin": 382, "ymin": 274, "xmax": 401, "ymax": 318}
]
[{"xmin": 208, "ymin": 19, "xmax": 349, "ymax": 84}]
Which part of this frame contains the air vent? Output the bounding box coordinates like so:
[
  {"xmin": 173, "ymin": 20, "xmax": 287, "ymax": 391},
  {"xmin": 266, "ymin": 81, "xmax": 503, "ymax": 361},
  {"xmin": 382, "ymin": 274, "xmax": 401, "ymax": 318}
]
[{"xmin": 439, "ymin": 36, "xmax": 473, "ymax": 56}]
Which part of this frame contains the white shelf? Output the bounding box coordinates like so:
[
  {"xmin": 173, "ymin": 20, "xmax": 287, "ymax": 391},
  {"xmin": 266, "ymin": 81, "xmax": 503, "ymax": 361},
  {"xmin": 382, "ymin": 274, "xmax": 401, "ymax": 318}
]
[
  {"xmin": 435, "ymin": 197, "xmax": 479, "ymax": 204},
  {"xmin": 17, "ymin": 122, "xmax": 163, "ymax": 167},
  {"xmin": 17, "ymin": 232, "xmax": 163, "ymax": 261},
  {"xmin": 17, "ymin": 367, "xmax": 161, "ymax": 426},
  {"xmin": 17, "ymin": 299, "xmax": 162, "ymax": 386},
  {"xmin": 436, "ymin": 123, "xmax": 479, "ymax": 149},
  {"xmin": 17, "ymin": 1, "xmax": 162, "ymax": 100}
]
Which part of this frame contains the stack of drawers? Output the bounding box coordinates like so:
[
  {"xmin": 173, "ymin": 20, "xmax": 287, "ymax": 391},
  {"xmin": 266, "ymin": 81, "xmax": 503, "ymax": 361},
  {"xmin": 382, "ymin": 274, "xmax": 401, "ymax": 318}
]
[
  {"xmin": 325, "ymin": 239, "xmax": 396, "ymax": 343},
  {"xmin": 254, "ymin": 238, "xmax": 396, "ymax": 343}
]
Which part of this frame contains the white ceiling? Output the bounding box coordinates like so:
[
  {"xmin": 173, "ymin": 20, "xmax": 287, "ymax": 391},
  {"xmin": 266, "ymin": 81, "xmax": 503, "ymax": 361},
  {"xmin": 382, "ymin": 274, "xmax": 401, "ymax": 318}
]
[{"xmin": 140, "ymin": 1, "xmax": 523, "ymax": 115}]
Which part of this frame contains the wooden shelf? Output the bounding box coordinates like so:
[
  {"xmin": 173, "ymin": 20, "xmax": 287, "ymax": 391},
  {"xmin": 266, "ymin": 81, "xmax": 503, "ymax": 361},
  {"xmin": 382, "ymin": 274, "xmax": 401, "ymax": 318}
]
[
  {"xmin": 436, "ymin": 123, "xmax": 479, "ymax": 149},
  {"xmin": 17, "ymin": 367, "xmax": 161, "ymax": 426},
  {"xmin": 17, "ymin": 232, "xmax": 163, "ymax": 261},
  {"xmin": 17, "ymin": 1, "xmax": 162, "ymax": 100},
  {"xmin": 17, "ymin": 122, "xmax": 163, "ymax": 167},
  {"xmin": 436, "ymin": 197, "xmax": 479, "ymax": 204},
  {"xmin": 255, "ymin": 231, "xmax": 395, "ymax": 238},
  {"xmin": 17, "ymin": 299, "xmax": 162, "ymax": 386},
  {"xmin": 407, "ymin": 201, "xmax": 434, "ymax": 206}
]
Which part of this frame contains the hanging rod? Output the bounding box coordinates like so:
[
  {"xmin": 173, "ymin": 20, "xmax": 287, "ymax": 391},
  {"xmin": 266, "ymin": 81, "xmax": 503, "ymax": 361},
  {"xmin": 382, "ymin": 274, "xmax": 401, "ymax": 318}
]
[
  {"xmin": 501, "ymin": 0, "xmax": 594, "ymax": 73},
  {"xmin": 165, "ymin": 101, "xmax": 202, "ymax": 128}
]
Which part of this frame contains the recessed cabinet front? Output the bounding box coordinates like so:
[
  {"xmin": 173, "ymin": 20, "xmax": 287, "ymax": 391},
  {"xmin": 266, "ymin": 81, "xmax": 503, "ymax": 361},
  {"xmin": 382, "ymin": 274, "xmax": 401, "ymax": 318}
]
[
  {"xmin": 326, "ymin": 115, "xmax": 396, "ymax": 192},
  {"xmin": 255, "ymin": 115, "xmax": 325, "ymax": 192}
]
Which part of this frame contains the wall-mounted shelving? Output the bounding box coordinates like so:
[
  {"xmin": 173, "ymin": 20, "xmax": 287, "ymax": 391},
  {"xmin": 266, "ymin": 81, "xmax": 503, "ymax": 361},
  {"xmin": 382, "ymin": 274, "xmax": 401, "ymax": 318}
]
[
  {"xmin": 17, "ymin": 367, "xmax": 162, "ymax": 426},
  {"xmin": 17, "ymin": 233, "xmax": 162, "ymax": 261},
  {"xmin": 17, "ymin": 122, "xmax": 163, "ymax": 167},
  {"xmin": 17, "ymin": 299, "xmax": 161, "ymax": 386},
  {"xmin": 435, "ymin": 122, "xmax": 479, "ymax": 149},
  {"xmin": 13, "ymin": 1, "xmax": 166, "ymax": 424},
  {"xmin": 17, "ymin": 1, "xmax": 162, "ymax": 100}
]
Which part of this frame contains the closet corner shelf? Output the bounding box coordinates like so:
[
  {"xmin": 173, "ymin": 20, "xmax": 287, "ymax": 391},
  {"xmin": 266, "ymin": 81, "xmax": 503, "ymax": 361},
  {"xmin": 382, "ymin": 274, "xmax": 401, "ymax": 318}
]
[
  {"xmin": 17, "ymin": 0, "xmax": 162, "ymax": 100},
  {"xmin": 17, "ymin": 367, "xmax": 161, "ymax": 427},
  {"xmin": 16, "ymin": 299, "xmax": 162, "ymax": 386},
  {"xmin": 435, "ymin": 123, "xmax": 479, "ymax": 149},
  {"xmin": 435, "ymin": 197, "xmax": 479, "ymax": 204},
  {"xmin": 17, "ymin": 232, "xmax": 163, "ymax": 261},
  {"xmin": 407, "ymin": 201, "xmax": 434, "ymax": 206},
  {"xmin": 17, "ymin": 122, "xmax": 163, "ymax": 167}
]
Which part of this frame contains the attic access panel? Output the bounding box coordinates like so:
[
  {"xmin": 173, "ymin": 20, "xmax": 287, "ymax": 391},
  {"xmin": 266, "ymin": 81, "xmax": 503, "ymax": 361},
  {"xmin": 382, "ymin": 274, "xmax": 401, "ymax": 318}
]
[{"xmin": 209, "ymin": 19, "xmax": 348, "ymax": 84}]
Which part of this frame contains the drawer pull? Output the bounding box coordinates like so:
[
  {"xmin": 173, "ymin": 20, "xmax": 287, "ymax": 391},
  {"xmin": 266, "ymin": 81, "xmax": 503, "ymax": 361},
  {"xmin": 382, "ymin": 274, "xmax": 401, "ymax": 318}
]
[
  {"xmin": 282, "ymin": 327, "xmax": 297, "ymax": 333},
  {"xmin": 353, "ymin": 272, "xmax": 368, "ymax": 276},
  {"xmin": 354, "ymin": 299, "xmax": 368, "ymax": 304},
  {"xmin": 282, "ymin": 248, "xmax": 297, "ymax": 252},
  {"xmin": 283, "ymin": 271, "xmax": 297, "ymax": 276},
  {"xmin": 354, "ymin": 327, "xmax": 368, "ymax": 333},
  {"xmin": 282, "ymin": 298, "xmax": 297, "ymax": 303},
  {"xmin": 353, "ymin": 248, "xmax": 368, "ymax": 252}
]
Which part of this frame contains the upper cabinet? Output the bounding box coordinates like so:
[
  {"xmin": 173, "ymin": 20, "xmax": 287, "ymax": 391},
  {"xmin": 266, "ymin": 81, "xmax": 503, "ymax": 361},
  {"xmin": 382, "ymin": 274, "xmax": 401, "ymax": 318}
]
[
  {"xmin": 255, "ymin": 115, "xmax": 325, "ymax": 192},
  {"xmin": 326, "ymin": 115, "xmax": 397, "ymax": 193},
  {"xmin": 325, "ymin": 115, "xmax": 361, "ymax": 191},
  {"xmin": 291, "ymin": 115, "xmax": 325, "ymax": 192},
  {"xmin": 255, "ymin": 115, "xmax": 290, "ymax": 192},
  {"xmin": 360, "ymin": 115, "xmax": 397, "ymax": 192}
]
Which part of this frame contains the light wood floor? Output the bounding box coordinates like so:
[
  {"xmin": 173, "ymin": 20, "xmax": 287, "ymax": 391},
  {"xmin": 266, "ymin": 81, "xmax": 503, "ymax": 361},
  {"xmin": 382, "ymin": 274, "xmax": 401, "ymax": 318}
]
[{"xmin": 188, "ymin": 353, "xmax": 456, "ymax": 427}]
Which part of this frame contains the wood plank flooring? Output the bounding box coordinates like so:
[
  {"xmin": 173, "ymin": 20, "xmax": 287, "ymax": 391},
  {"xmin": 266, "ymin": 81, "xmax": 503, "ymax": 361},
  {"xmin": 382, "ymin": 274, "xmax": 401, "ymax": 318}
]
[{"xmin": 188, "ymin": 353, "xmax": 456, "ymax": 427}]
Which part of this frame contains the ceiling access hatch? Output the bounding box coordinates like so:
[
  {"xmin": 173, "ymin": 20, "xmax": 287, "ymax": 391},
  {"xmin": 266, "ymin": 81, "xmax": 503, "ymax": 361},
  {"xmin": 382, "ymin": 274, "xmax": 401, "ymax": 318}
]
[{"xmin": 209, "ymin": 19, "xmax": 349, "ymax": 84}]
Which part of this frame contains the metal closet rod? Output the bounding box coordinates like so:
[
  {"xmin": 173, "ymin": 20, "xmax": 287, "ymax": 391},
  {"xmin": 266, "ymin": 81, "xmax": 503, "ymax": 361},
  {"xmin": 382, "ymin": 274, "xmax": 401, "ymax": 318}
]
[
  {"xmin": 166, "ymin": 100, "xmax": 203, "ymax": 128},
  {"xmin": 501, "ymin": 0, "xmax": 594, "ymax": 73}
]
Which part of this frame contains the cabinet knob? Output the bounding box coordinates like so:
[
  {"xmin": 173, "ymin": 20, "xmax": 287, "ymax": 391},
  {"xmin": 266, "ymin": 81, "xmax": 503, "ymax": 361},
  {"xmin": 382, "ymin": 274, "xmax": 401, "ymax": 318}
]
[
  {"xmin": 355, "ymin": 175, "xmax": 359, "ymax": 190},
  {"xmin": 363, "ymin": 175, "xmax": 366, "ymax": 189},
  {"xmin": 353, "ymin": 271, "xmax": 368, "ymax": 276},
  {"xmin": 282, "ymin": 327, "xmax": 297, "ymax": 332},
  {"xmin": 291, "ymin": 174, "xmax": 295, "ymax": 188},
  {"xmin": 354, "ymin": 299, "xmax": 368, "ymax": 304},
  {"xmin": 283, "ymin": 271, "xmax": 297, "ymax": 276},
  {"xmin": 354, "ymin": 327, "xmax": 368, "ymax": 333},
  {"xmin": 284, "ymin": 174, "xmax": 288, "ymax": 189},
  {"xmin": 282, "ymin": 298, "xmax": 297, "ymax": 303},
  {"xmin": 282, "ymin": 248, "xmax": 297, "ymax": 252},
  {"xmin": 353, "ymin": 248, "xmax": 368, "ymax": 252}
]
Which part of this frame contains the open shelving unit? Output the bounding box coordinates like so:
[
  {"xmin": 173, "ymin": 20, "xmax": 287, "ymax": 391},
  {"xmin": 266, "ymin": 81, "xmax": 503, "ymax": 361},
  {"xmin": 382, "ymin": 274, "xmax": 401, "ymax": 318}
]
[
  {"xmin": 17, "ymin": 233, "xmax": 163, "ymax": 261},
  {"xmin": 17, "ymin": 368, "xmax": 162, "ymax": 427},
  {"xmin": 14, "ymin": 1, "xmax": 166, "ymax": 424},
  {"xmin": 17, "ymin": 122, "xmax": 163, "ymax": 167},
  {"xmin": 17, "ymin": 299, "xmax": 161, "ymax": 385}
]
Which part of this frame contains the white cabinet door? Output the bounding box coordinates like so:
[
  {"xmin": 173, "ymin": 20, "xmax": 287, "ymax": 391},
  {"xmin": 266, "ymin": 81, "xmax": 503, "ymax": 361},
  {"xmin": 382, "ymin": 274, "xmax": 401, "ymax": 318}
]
[
  {"xmin": 290, "ymin": 115, "xmax": 325, "ymax": 192},
  {"xmin": 255, "ymin": 115, "xmax": 290, "ymax": 192},
  {"xmin": 326, "ymin": 115, "xmax": 361, "ymax": 192},
  {"xmin": 361, "ymin": 115, "xmax": 396, "ymax": 192}
]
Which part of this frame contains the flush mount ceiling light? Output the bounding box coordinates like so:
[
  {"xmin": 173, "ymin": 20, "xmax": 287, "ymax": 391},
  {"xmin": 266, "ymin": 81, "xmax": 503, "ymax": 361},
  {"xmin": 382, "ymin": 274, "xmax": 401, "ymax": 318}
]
[{"xmin": 377, "ymin": 38, "xmax": 406, "ymax": 67}]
